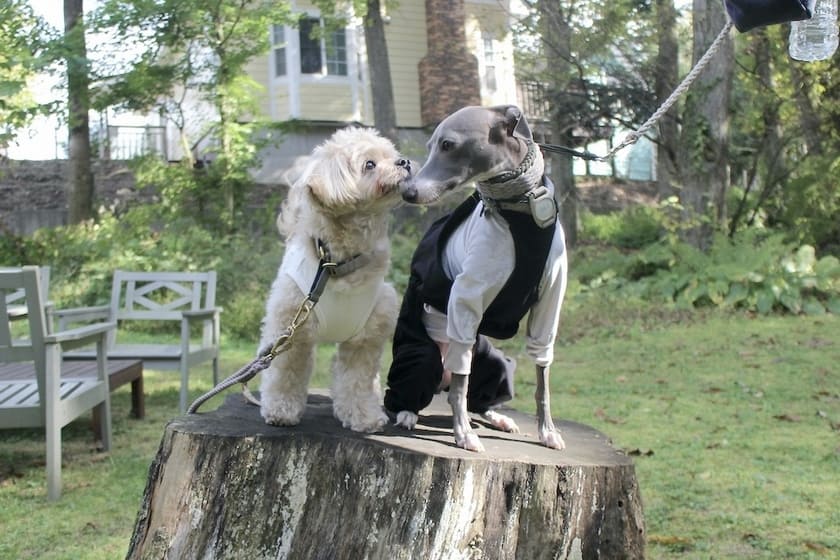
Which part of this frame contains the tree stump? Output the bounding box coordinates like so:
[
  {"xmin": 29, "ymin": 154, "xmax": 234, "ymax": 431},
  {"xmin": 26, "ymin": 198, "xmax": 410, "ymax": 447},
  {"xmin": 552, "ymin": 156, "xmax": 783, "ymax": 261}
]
[{"xmin": 127, "ymin": 392, "xmax": 644, "ymax": 559}]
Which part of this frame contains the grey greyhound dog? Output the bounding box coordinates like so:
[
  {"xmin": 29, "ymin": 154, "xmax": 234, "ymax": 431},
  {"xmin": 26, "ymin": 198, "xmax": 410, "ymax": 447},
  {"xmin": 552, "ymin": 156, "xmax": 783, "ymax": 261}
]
[{"xmin": 384, "ymin": 104, "xmax": 568, "ymax": 452}]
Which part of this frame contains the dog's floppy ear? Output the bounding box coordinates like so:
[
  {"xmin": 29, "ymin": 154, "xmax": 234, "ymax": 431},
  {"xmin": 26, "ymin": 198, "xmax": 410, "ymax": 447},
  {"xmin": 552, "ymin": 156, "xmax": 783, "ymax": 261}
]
[{"xmin": 303, "ymin": 151, "xmax": 357, "ymax": 209}]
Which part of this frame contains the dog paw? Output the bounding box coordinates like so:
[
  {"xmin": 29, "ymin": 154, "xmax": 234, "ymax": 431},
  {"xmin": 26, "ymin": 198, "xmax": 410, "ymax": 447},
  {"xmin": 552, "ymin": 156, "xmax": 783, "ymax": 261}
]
[
  {"xmin": 481, "ymin": 410, "xmax": 520, "ymax": 433},
  {"xmin": 455, "ymin": 432, "xmax": 485, "ymax": 453},
  {"xmin": 261, "ymin": 397, "xmax": 305, "ymax": 427},
  {"xmin": 539, "ymin": 428, "xmax": 566, "ymax": 450},
  {"xmin": 262, "ymin": 409, "xmax": 303, "ymax": 427},
  {"xmin": 341, "ymin": 408, "xmax": 389, "ymax": 433},
  {"xmin": 395, "ymin": 410, "xmax": 418, "ymax": 430}
]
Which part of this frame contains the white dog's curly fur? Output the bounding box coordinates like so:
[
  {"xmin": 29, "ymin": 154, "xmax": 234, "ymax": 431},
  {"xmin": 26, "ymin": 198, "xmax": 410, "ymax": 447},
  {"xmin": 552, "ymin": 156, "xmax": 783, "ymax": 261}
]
[{"xmin": 259, "ymin": 127, "xmax": 410, "ymax": 433}]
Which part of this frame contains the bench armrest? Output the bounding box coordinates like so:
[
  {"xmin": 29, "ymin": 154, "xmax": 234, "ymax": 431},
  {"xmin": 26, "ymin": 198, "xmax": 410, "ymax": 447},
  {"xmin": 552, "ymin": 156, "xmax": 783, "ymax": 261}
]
[
  {"xmin": 182, "ymin": 307, "xmax": 223, "ymax": 321},
  {"xmin": 52, "ymin": 304, "xmax": 111, "ymax": 330},
  {"xmin": 44, "ymin": 321, "xmax": 116, "ymax": 351}
]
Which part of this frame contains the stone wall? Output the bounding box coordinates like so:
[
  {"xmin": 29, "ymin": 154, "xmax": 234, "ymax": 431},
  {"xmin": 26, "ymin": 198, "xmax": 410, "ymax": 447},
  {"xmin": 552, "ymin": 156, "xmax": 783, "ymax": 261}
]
[{"xmin": 0, "ymin": 159, "xmax": 143, "ymax": 235}]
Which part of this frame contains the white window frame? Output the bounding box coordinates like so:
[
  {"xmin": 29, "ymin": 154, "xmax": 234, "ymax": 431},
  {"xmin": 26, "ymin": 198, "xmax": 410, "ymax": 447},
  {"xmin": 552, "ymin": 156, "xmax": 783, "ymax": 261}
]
[{"xmin": 268, "ymin": 13, "xmax": 360, "ymax": 120}]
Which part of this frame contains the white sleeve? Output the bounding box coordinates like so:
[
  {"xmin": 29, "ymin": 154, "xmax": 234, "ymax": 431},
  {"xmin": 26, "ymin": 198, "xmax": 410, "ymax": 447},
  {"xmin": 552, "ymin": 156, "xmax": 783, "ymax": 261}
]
[
  {"xmin": 525, "ymin": 225, "xmax": 568, "ymax": 367},
  {"xmin": 443, "ymin": 213, "xmax": 515, "ymax": 374}
]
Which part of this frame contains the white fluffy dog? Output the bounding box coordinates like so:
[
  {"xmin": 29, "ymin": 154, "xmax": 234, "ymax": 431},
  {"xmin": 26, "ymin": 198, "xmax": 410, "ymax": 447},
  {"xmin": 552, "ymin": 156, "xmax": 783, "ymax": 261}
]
[{"xmin": 259, "ymin": 127, "xmax": 411, "ymax": 433}]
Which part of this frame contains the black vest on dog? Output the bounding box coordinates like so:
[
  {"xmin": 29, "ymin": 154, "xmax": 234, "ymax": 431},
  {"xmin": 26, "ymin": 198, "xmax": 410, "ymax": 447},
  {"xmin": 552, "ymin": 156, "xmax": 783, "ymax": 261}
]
[{"xmin": 413, "ymin": 186, "xmax": 557, "ymax": 340}]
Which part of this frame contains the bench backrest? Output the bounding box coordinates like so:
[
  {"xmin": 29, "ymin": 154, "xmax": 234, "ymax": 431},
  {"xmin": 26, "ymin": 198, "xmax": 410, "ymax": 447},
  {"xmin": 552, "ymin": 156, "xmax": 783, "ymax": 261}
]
[
  {"xmin": 110, "ymin": 270, "xmax": 217, "ymax": 323},
  {"xmin": 3, "ymin": 266, "xmax": 50, "ymax": 310},
  {"xmin": 0, "ymin": 267, "xmax": 50, "ymax": 390}
]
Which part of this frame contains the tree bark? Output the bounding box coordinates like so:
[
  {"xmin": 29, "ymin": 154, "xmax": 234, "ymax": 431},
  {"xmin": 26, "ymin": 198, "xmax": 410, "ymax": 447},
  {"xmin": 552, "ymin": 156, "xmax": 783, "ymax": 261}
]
[
  {"xmin": 654, "ymin": 0, "xmax": 680, "ymax": 200},
  {"xmin": 677, "ymin": 0, "xmax": 734, "ymax": 250},
  {"xmin": 364, "ymin": 0, "xmax": 399, "ymax": 147},
  {"xmin": 64, "ymin": 0, "xmax": 95, "ymax": 224},
  {"xmin": 539, "ymin": 0, "xmax": 578, "ymax": 248},
  {"xmin": 127, "ymin": 392, "xmax": 644, "ymax": 560}
]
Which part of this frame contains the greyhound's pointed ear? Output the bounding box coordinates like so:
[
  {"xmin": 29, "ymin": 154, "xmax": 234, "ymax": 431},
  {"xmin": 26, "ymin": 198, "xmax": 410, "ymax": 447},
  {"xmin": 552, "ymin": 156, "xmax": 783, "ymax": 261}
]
[{"xmin": 504, "ymin": 105, "xmax": 533, "ymax": 140}]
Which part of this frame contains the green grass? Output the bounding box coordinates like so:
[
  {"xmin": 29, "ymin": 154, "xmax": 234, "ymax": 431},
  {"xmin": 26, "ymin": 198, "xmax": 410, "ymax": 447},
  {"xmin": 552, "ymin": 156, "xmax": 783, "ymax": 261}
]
[{"xmin": 1, "ymin": 300, "xmax": 838, "ymax": 559}]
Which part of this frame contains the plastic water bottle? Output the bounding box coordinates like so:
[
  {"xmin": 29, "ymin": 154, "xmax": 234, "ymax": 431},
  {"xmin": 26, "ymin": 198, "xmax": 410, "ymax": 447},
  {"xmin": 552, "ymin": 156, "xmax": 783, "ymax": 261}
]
[{"xmin": 789, "ymin": 0, "xmax": 839, "ymax": 61}]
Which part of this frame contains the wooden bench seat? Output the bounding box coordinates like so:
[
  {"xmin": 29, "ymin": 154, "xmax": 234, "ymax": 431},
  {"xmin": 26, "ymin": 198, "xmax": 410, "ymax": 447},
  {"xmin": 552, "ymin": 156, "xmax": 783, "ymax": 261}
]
[{"xmin": 0, "ymin": 359, "xmax": 144, "ymax": 438}]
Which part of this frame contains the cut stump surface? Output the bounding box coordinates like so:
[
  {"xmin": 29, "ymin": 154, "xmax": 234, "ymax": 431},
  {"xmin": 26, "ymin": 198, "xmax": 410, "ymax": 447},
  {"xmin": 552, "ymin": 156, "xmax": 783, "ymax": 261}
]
[{"xmin": 128, "ymin": 391, "xmax": 644, "ymax": 560}]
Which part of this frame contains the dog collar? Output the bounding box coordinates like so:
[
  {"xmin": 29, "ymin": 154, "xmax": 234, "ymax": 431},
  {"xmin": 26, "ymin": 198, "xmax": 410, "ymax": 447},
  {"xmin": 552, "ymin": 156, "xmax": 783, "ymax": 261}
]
[
  {"xmin": 479, "ymin": 181, "xmax": 558, "ymax": 229},
  {"xmin": 483, "ymin": 140, "xmax": 537, "ymax": 185},
  {"xmin": 307, "ymin": 239, "xmax": 371, "ymax": 302}
]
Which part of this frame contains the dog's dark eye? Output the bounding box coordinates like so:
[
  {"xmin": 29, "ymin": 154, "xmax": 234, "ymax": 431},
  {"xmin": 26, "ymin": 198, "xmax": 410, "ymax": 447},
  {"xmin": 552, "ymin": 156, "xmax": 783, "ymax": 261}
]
[
  {"xmin": 440, "ymin": 139, "xmax": 455, "ymax": 152},
  {"xmin": 364, "ymin": 160, "xmax": 376, "ymax": 171}
]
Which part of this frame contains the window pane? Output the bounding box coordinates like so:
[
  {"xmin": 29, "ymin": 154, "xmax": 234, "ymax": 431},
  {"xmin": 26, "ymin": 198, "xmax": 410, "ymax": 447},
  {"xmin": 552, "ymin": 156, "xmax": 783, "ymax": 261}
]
[
  {"xmin": 272, "ymin": 24, "xmax": 285, "ymax": 45},
  {"xmin": 272, "ymin": 24, "xmax": 286, "ymax": 77},
  {"xmin": 274, "ymin": 47, "xmax": 286, "ymax": 76},
  {"xmin": 325, "ymin": 28, "xmax": 347, "ymax": 76},
  {"xmin": 300, "ymin": 18, "xmax": 322, "ymax": 74}
]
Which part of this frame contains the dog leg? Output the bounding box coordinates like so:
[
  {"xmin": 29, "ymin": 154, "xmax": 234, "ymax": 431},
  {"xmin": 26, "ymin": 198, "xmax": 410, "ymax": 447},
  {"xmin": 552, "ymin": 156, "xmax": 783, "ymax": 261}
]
[
  {"xmin": 480, "ymin": 410, "xmax": 520, "ymax": 433},
  {"xmin": 259, "ymin": 341, "xmax": 315, "ymax": 427},
  {"xmin": 449, "ymin": 373, "xmax": 485, "ymax": 452},
  {"xmin": 330, "ymin": 285, "xmax": 395, "ymax": 433},
  {"xmin": 535, "ymin": 365, "xmax": 565, "ymax": 449}
]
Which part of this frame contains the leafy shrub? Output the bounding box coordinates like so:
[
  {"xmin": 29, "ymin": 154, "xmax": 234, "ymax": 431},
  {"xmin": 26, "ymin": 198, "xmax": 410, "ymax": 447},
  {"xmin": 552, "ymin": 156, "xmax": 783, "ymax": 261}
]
[
  {"xmin": 580, "ymin": 206, "xmax": 663, "ymax": 249},
  {"xmin": 576, "ymin": 230, "xmax": 840, "ymax": 315},
  {"xmin": 0, "ymin": 204, "xmax": 282, "ymax": 340}
]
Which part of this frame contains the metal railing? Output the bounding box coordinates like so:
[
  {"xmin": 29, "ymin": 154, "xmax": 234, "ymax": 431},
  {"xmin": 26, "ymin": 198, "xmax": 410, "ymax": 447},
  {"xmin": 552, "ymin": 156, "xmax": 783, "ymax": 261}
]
[{"xmin": 97, "ymin": 125, "xmax": 168, "ymax": 160}]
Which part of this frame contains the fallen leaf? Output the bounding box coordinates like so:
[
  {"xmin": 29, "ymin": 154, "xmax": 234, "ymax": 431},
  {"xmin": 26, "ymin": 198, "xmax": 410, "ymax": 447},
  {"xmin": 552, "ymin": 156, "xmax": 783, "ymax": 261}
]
[
  {"xmin": 615, "ymin": 375, "xmax": 627, "ymax": 383},
  {"xmin": 804, "ymin": 541, "xmax": 830, "ymax": 554},
  {"xmin": 594, "ymin": 407, "xmax": 626, "ymax": 424},
  {"xmin": 773, "ymin": 414, "xmax": 801, "ymax": 422}
]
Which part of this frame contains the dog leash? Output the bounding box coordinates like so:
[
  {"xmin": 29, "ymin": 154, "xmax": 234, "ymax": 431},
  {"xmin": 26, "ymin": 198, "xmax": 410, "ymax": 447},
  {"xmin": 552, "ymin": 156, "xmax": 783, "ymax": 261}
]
[
  {"xmin": 187, "ymin": 239, "xmax": 368, "ymax": 414},
  {"xmin": 536, "ymin": 19, "xmax": 735, "ymax": 162}
]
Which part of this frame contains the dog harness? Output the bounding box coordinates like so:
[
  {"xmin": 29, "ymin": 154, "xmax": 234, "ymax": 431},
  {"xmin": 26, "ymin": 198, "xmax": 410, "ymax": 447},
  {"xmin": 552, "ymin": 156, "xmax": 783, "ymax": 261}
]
[
  {"xmin": 417, "ymin": 187, "xmax": 557, "ymax": 340},
  {"xmin": 281, "ymin": 239, "xmax": 379, "ymax": 343}
]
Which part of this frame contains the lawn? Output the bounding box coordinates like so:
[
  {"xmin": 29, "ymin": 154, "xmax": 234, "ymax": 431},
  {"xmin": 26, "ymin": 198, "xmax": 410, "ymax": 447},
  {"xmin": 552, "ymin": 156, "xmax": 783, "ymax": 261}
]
[{"xmin": 0, "ymin": 299, "xmax": 838, "ymax": 559}]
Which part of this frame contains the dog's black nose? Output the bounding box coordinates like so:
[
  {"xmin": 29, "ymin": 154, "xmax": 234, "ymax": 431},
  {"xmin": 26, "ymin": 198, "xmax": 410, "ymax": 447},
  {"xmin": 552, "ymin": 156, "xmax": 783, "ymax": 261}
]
[
  {"xmin": 402, "ymin": 185, "xmax": 418, "ymax": 202},
  {"xmin": 396, "ymin": 158, "xmax": 410, "ymax": 171}
]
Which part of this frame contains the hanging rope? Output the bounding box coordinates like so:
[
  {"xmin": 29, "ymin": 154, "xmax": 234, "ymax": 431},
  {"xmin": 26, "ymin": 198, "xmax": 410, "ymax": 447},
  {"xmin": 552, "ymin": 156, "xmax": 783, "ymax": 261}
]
[{"xmin": 538, "ymin": 19, "xmax": 736, "ymax": 162}]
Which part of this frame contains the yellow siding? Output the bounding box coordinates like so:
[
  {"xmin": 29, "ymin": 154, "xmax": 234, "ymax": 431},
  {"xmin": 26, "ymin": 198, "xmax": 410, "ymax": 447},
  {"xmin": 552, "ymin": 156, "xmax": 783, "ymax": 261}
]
[
  {"xmin": 245, "ymin": 57, "xmax": 271, "ymax": 117},
  {"xmin": 299, "ymin": 83, "xmax": 355, "ymax": 121},
  {"xmin": 383, "ymin": 2, "xmax": 427, "ymax": 128},
  {"xmin": 273, "ymin": 89, "xmax": 291, "ymax": 121}
]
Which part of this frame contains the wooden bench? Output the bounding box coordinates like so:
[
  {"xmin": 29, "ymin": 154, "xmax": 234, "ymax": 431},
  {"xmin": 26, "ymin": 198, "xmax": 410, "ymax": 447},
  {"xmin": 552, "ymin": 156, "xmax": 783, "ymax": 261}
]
[
  {"xmin": 0, "ymin": 359, "xmax": 144, "ymax": 440},
  {"xmin": 56, "ymin": 270, "xmax": 220, "ymax": 413}
]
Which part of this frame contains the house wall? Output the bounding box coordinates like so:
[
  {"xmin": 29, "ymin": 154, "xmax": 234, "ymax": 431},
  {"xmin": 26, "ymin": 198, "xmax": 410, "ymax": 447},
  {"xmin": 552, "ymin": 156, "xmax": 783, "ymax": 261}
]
[{"xmin": 383, "ymin": 2, "xmax": 427, "ymax": 128}]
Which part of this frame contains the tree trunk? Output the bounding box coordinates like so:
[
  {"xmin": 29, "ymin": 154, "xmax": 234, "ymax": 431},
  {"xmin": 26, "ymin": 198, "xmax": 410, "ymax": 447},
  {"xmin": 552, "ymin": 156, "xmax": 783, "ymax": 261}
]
[
  {"xmin": 539, "ymin": 0, "xmax": 578, "ymax": 248},
  {"xmin": 654, "ymin": 0, "xmax": 680, "ymax": 200},
  {"xmin": 364, "ymin": 0, "xmax": 399, "ymax": 147},
  {"xmin": 64, "ymin": 0, "xmax": 95, "ymax": 224},
  {"xmin": 677, "ymin": 0, "xmax": 734, "ymax": 250},
  {"xmin": 127, "ymin": 392, "xmax": 644, "ymax": 559}
]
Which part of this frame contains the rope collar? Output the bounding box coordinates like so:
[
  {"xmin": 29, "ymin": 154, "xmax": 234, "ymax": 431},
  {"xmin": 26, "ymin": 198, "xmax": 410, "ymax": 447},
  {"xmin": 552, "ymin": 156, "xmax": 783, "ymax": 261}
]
[{"xmin": 483, "ymin": 140, "xmax": 538, "ymax": 185}]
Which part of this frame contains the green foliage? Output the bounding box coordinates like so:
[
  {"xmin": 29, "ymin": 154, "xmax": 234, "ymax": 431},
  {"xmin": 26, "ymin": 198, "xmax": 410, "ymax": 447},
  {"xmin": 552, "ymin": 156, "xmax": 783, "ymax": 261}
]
[
  {"xmin": 90, "ymin": 0, "xmax": 295, "ymax": 230},
  {"xmin": 1, "ymin": 205, "xmax": 282, "ymax": 340},
  {"xmin": 0, "ymin": 0, "xmax": 56, "ymax": 149},
  {"xmin": 576, "ymin": 230, "xmax": 840, "ymax": 316},
  {"xmin": 580, "ymin": 205, "xmax": 663, "ymax": 249}
]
